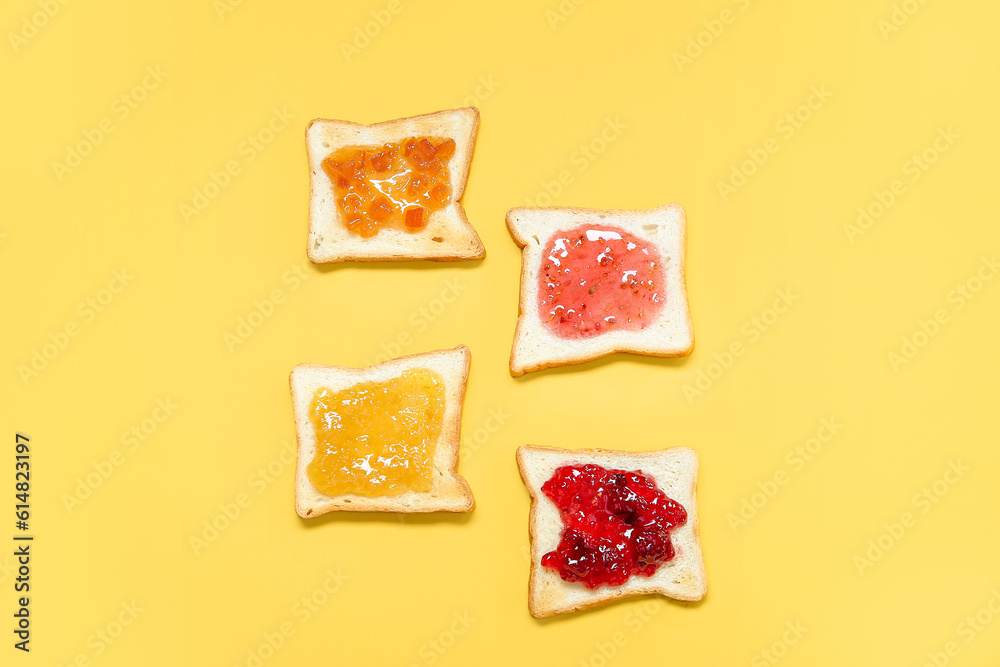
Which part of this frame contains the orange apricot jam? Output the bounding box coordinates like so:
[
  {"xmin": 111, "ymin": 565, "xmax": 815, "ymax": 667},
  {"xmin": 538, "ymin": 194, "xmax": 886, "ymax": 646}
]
[
  {"xmin": 321, "ymin": 137, "xmax": 456, "ymax": 238},
  {"xmin": 306, "ymin": 368, "xmax": 445, "ymax": 497}
]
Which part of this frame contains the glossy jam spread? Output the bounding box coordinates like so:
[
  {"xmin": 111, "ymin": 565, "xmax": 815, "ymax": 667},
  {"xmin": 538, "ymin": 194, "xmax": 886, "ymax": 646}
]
[
  {"xmin": 539, "ymin": 225, "xmax": 665, "ymax": 339},
  {"xmin": 540, "ymin": 464, "xmax": 687, "ymax": 589},
  {"xmin": 321, "ymin": 137, "xmax": 455, "ymax": 237},
  {"xmin": 306, "ymin": 368, "xmax": 444, "ymax": 497}
]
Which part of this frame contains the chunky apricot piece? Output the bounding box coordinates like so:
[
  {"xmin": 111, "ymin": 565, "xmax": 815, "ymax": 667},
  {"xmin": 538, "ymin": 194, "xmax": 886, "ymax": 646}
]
[
  {"xmin": 368, "ymin": 195, "xmax": 394, "ymax": 223},
  {"xmin": 405, "ymin": 207, "xmax": 427, "ymax": 230},
  {"xmin": 405, "ymin": 138, "xmax": 440, "ymax": 168},
  {"xmin": 370, "ymin": 146, "xmax": 396, "ymax": 173},
  {"xmin": 435, "ymin": 138, "xmax": 456, "ymax": 162}
]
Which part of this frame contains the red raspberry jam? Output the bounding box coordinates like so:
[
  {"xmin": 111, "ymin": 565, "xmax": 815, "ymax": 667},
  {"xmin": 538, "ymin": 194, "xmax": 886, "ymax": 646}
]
[
  {"xmin": 538, "ymin": 225, "xmax": 665, "ymax": 339},
  {"xmin": 540, "ymin": 464, "xmax": 687, "ymax": 589}
]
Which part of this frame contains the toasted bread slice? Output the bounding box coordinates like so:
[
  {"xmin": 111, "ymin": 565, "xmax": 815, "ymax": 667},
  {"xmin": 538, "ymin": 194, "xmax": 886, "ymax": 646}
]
[
  {"xmin": 517, "ymin": 445, "xmax": 706, "ymax": 618},
  {"xmin": 507, "ymin": 204, "xmax": 693, "ymax": 377},
  {"xmin": 305, "ymin": 108, "xmax": 485, "ymax": 263},
  {"xmin": 290, "ymin": 346, "xmax": 475, "ymax": 517}
]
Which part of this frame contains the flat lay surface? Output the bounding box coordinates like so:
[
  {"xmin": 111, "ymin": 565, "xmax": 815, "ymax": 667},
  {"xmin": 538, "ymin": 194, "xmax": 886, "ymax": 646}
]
[{"xmin": 3, "ymin": 0, "xmax": 999, "ymax": 664}]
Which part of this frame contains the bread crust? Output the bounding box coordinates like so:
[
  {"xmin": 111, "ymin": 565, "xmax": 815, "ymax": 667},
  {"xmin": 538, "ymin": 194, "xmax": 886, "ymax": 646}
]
[
  {"xmin": 305, "ymin": 108, "xmax": 486, "ymax": 263},
  {"xmin": 290, "ymin": 346, "xmax": 475, "ymax": 517},
  {"xmin": 506, "ymin": 204, "xmax": 694, "ymax": 376},
  {"xmin": 517, "ymin": 444, "xmax": 707, "ymax": 618}
]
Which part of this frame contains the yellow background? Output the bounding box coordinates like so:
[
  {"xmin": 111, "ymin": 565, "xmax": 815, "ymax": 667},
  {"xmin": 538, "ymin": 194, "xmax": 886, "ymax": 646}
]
[{"xmin": 4, "ymin": 0, "xmax": 1000, "ymax": 664}]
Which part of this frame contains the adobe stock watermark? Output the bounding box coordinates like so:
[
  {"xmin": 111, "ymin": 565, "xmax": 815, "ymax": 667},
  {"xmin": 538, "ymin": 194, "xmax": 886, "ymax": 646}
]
[
  {"xmin": 55, "ymin": 600, "xmax": 144, "ymax": 667},
  {"xmin": 62, "ymin": 398, "xmax": 179, "ymax": 514},
  {"xmin": 404, "ymin": 611, "xmax": 476, "ymax": 667},
  {"xmin": 340, "ymin": 0, "xmax": 410, "ymax": 62},
  {"xmin": 544, "ymin": 0, "xmax": 589, "ymax": 31},
  {"xmin": 751, "ymin": 620, "xmax": 808, "ymax": 667},
  {"xmin": 454, "ymin": 75, "xmax": 501, "ymax": 109},
  {"xmin": 52, "ymin": 66, "xmax": 169, "ymax": 183},
  {"xmin": 717, "ymin": 86, "xmax": 833, "ymax": 202},
  {"xmin": 918, "ymin": 589, "xmax": 1000, "ymax": 667},
  {"xmin": 853, "ymin": 459, "xmax": 969, "ymax": 576},
  {"xmin": 233, "ymin": 568, "xmax": 349, "ymax": 667},
  {"xmin": 673, "ymin": 0, "xmax": 756, "ymax": 72},
  {"xmin": 214, "ymin": 0, "xmax": 246, "ymax": 20},
  {"xmin": 7, "ymin": 0, "xmax": 71, "ymax": 54},
  {"xmin": 459, "ymin": 407, "xmax": 511, "ymax": 463},
  {"xmin": 522, "ymin": 116, "xmax": 627, "ymax": 207},
  {"xmin": 843, "ymin": 126, "xmax": 959, "ymax": 243},
  {"xmin": 575, "ymin": 599, "xmax": 667, "ymax": 667},
  {"xmin": 682, "ymin": 288, "xmax": 798, "ymax": 403},
  {"xmin": 877, "ymin": 0, "xmax": 931, "ymax": 40},
  {"xmin": 727, "ymin": 417, "xmax": 843, "ymax": 533},
  {"xmin": 887, "ymin": 255, "xmax": 997, "ymax": 372},
  {"xmin": 223, "ymin": 258, "xmax": 310, "ymax": 352},
  {"xmin": 362, "ymin": 277, "xmax": 468, "ymax": 365},
  {"xmin": 190, "ymin": 440, "xmax": 295, "ymax": 556},
  {"xmin": 17, "ymin": 269, "xmax": 134, "ymax": 385},
  {"xmin": 180, "ymin": 107, "xmax": 294, "ymax": 224}
]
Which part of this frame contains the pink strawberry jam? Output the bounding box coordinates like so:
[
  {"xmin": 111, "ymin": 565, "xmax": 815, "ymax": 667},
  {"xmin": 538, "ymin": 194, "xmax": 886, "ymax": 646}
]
[
  {"xmin": 538, "ymin": 225, "xmax": 665, "ymax": 339},
  {"xmin": 540, "ymin": 464, "xmax": 687, "ymax": 589}
]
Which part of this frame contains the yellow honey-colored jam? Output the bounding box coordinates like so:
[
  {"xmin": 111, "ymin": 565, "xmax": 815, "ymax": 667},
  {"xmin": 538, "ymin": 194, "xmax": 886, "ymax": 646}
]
[{"xmin": 306, "ymin": 368, "xmax": 445, "ymax": 497}]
